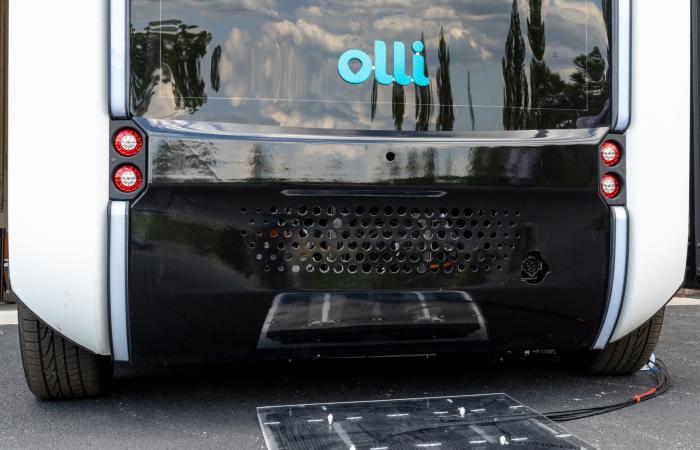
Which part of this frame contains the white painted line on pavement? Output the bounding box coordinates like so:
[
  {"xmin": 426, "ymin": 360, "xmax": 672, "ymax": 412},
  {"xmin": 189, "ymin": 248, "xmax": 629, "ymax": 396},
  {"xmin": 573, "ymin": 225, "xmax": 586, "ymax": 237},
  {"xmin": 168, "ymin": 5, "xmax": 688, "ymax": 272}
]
[
  {"xmin": 669, "ymin": 297, "xmax": 700, "ymax": 306},
  {"xmin": 0, "ymin": 305, "xmax": 18, "ymax": 325}
]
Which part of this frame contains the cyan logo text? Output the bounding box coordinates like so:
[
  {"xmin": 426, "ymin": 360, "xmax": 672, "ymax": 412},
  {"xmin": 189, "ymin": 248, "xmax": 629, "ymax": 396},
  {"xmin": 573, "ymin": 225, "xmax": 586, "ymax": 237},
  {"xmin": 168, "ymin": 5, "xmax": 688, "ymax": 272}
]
[{"xmin": 338, "ymin": 41, "xmax": 430, "ymax": 87}]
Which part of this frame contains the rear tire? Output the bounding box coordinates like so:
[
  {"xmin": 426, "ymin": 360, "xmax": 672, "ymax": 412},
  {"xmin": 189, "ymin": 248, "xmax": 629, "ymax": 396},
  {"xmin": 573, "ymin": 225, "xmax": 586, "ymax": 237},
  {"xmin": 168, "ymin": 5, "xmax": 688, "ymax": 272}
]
[
  {"xmin": 561, "ymin": 307, "xmax": 665, "ymax": 375},
  {"xmin": 17, "ymin": 303, "xmax": 113, "ymax": 400}
]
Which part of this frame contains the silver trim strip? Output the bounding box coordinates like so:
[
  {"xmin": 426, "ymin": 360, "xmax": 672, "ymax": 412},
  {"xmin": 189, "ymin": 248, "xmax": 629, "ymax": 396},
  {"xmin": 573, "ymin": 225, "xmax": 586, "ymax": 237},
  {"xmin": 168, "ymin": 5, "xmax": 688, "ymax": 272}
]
[
  {"xmin": 136, "ymin": 118, "xmax": 609, "ymax": 145},
  {"xmin": 109, "ymin": 201, "xmax": 129, "ymax": 361},
  {"xmin": 593, "ymin": 206, "xmax": 628, "ymax": 349},
  {"xmin": 613, "ymin": 0, "xmax": 631, "ymax": 131},
  {"xmin": 110, "ymin": 0, "xmax": 128, "ymax": 118}
]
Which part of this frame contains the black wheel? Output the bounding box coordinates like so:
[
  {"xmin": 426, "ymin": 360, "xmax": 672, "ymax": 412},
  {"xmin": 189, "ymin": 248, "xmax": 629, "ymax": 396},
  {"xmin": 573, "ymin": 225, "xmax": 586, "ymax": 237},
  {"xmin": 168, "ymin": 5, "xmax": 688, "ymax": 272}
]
[
  {"xmin": 561, "ymin": 307, "xmax": 665, "ymax": 375},
  {"xmin": 17, "ymin": 302, "xmax": 113, "ymax": 400}
]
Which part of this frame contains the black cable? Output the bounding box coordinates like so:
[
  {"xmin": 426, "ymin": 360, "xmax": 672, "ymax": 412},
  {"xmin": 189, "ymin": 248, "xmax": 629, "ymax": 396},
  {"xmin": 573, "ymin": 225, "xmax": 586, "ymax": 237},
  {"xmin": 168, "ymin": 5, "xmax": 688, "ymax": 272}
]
[{"xmin": 544, "ymin": 357, "xmax": 671, "ymax": 422}]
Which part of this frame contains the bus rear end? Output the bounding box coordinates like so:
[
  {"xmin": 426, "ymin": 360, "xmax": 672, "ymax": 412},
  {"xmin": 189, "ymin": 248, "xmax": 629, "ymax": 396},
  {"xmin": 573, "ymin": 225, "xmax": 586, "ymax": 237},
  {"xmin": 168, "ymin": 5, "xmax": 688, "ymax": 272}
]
[{"xmin": 8, "ymin": 0, "xmax": 691, "ymax": 398}]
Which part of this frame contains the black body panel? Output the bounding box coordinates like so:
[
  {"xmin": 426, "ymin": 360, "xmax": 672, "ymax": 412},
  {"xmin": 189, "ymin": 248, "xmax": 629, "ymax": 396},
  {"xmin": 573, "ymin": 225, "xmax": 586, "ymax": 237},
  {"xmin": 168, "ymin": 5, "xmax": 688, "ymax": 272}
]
[{"xmin": 127, "ymin": 137, "xmax": 611, "ymax": 364}]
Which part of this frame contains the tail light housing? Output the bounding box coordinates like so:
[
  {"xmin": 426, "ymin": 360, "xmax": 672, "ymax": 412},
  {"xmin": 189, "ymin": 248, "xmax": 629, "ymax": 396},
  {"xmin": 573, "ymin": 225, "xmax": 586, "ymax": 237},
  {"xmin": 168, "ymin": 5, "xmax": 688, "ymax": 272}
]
[
  {"xmin": 601, "ymin": 174, "xmax": 621, "ymax": 199},
  {"xmin": 600, "ymin": 141, "xmax": 621, "ymax": 166},
  {"xmin": 113, "ymin": 128, "xmax": 143, "ymax": 157},
  {"xmin": 114, "ymin": 164, "xmax": 143, "ymax": 193}
]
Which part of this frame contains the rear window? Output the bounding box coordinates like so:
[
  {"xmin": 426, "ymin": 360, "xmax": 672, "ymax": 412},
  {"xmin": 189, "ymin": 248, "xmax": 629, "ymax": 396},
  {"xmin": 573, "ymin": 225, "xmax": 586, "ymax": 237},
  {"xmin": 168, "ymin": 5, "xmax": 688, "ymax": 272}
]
[{"xmin": 131, "ymin": 0, "xmax": 612, "ymax": 132}]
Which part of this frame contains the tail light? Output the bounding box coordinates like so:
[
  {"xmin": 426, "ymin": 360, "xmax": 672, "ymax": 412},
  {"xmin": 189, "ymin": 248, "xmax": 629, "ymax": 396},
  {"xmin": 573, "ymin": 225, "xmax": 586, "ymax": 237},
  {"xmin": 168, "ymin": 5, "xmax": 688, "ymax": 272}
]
[
  {"xmin": 600, "ymin": 141, "xmax": 621, "ymax": 166},
  {"xmin": 113, "ymin": 128, "xmax": 143, "ymax": 157},
  {"xmin": 114, "ymin": 164, "xmax": 143, "ymax": 193},
  {"xmin": 601, "ymin": 174, "xmax": 621, "ymax": 199}
]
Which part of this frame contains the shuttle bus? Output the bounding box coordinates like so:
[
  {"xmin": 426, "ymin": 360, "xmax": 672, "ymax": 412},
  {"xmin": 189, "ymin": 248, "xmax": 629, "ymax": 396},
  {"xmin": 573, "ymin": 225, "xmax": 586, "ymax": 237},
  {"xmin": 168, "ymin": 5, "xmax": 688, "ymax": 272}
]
[{"xmin": 5, "ymin": 0, "xmax": 696, "ymax": 399}]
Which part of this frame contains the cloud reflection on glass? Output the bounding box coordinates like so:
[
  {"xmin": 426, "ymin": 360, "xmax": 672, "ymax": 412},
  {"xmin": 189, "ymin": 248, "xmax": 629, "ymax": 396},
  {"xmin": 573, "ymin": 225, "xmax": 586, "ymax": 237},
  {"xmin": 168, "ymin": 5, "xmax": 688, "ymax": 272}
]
[{"xmin": 130, "ymin": 0, "xmax": 611, "ymax": 132}]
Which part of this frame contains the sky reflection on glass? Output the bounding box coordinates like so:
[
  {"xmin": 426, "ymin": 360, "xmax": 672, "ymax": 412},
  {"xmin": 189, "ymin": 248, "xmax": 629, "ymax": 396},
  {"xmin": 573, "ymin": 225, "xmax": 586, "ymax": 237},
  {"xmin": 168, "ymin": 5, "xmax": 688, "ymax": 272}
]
[{"xmin": 131, "ymin": 0, "xmax": 611, "ymax": 132}]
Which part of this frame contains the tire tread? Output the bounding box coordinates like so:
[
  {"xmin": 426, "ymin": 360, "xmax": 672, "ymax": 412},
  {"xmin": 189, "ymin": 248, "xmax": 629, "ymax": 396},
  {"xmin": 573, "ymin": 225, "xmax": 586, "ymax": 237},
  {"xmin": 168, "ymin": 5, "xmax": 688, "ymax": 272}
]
[
  {"xmin": 17, "ymin": 303, "xmax": 113, "ymax": 400},
  {"xmin": 563, "ymin": 308, "xmax": 665, "ymax": 375}
]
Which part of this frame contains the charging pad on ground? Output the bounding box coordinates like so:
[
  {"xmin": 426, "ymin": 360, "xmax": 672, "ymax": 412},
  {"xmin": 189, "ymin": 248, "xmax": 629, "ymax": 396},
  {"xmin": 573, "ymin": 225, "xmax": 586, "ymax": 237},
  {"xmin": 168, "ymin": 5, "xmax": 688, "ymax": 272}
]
[{"xmin": 258, "ymin": 393, "xmax": 596, "ymax": 449}]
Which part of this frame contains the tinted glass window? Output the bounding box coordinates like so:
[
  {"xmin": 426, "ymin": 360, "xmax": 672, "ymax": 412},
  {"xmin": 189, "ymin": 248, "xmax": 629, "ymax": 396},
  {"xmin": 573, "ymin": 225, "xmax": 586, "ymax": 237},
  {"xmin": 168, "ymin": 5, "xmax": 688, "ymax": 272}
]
[{"xmin": 131, "ymin": 0, "xmax": 612, "ymax": 132}]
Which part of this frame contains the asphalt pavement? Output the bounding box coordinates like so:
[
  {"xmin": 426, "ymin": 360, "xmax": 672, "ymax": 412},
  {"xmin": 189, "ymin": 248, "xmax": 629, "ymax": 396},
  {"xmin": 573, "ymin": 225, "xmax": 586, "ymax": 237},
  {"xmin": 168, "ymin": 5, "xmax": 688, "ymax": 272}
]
[{"xmin": 0, "ymin": 303, "xmax": 698, "ymax": 449}]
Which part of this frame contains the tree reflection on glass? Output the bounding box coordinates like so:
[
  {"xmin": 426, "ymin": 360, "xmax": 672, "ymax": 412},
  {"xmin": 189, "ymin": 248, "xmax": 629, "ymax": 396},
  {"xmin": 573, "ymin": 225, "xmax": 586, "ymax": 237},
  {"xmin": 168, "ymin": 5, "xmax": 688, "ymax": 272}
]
[
  {"xmin": 131, "ymin": 20, "xmax": 212, "ymax": 115},
  {"xmin": 371, "ymin": 77, "xmax": 378, "ymax": 122},
  {"xmin": 435, "ymin": 27, "xmax": 455, "ymax": 132},
  {"xmin": 210, "ymin": 44, "xmax": 222, "ymax": 93},
  {"xmin": 502, "ymin": 0, "xmax": 529, "ymax": 130},
  {"xmin": 392, "ymin": 82, "xmax": 405, "ymax": 131},
  {"xmin": 500, "ymin": 0, "xmax": 610, "ymax": 130},
  {"xmin": 527, "ymin": 0, "xmax": 546, "ymax": 128},
  {"xmin": 569, "ymin": 48, "xmax": 608, "ymax": 111},
  {"xmin": 467, "ymin": 70, "xmax": 476, "ymax": 131},
  {"xmin": 414, "ymin": 33, "xmax": 433, "ymax": 132}
]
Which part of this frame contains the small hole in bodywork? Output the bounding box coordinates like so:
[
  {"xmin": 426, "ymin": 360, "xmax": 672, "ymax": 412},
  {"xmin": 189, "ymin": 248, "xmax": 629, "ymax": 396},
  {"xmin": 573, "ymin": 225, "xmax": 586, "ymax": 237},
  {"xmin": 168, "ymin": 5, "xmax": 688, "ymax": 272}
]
[{"xmin": 386, "ymin": 152, "xmax": 396, "ymax": 162}]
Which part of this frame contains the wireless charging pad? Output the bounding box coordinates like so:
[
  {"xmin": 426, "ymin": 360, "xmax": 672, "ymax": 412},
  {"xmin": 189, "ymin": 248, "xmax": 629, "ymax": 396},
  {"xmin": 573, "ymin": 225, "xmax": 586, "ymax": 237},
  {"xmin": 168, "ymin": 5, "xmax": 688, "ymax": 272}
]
[{"xmin": 258, "ymin": 393, "xmax": 596, "ymax": 449}]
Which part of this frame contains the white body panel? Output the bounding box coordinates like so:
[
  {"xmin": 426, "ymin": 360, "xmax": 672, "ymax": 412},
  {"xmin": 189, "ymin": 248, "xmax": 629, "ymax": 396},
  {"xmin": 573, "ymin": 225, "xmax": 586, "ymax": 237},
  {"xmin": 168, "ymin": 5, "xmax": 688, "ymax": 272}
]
[
  {"xmin": 8, "ymin": 1, "xmax": 111, "ymax": 354},
  {"xmin": 612, "ymin": 0, "xmax": 690, "ymax": 341}
]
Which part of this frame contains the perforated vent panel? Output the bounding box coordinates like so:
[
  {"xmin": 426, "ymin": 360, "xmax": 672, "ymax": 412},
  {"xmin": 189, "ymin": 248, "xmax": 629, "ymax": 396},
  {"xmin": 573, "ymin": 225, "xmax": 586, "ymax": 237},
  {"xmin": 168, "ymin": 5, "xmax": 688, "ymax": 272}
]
[{"xmin": 240, "ymin": 203, "xmax": 526, "ymax": 289}]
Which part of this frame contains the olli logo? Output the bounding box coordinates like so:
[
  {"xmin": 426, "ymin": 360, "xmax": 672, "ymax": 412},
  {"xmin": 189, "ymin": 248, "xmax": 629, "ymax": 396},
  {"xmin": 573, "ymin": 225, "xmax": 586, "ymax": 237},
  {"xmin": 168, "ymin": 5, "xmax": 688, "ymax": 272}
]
[{"xmin": 338, "ymin": 41, "xmax": 430, "ymax": 87}]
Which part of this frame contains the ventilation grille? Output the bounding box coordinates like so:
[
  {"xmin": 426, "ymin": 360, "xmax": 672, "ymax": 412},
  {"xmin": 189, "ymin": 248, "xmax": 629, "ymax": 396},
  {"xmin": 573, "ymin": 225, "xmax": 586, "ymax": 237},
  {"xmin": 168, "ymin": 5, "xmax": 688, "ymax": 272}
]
[{"xmin": 241, "ymin": 204, "xmax": 523, "ymax": 278}]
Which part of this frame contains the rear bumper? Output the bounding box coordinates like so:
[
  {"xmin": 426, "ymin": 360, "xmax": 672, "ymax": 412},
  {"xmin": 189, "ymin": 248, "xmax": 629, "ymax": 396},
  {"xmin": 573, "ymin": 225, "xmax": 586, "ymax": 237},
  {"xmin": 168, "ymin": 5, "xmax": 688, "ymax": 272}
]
[
  {"xmin": 115, "ymin": 127, "xmax": 615, "ymax": 364},
  {"xmin": 127, "ymin": 186, "xmax": 611, "ymax": 364}
]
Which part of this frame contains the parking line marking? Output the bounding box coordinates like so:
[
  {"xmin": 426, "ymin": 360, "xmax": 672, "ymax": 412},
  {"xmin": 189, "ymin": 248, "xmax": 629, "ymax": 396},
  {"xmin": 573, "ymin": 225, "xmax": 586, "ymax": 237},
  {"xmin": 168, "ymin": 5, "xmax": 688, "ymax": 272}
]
[
  {"xmin": 0, "ymin": 306, "xmax": 18, "ymax": 326},
  {"xmin": 669, "ymin": 297, "xmax": 700, "ymax": 306}
]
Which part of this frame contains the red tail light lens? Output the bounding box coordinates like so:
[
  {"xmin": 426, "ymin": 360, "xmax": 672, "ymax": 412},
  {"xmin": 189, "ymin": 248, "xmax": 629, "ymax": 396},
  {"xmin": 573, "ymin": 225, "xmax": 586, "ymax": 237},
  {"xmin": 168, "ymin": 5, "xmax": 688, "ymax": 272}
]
[
  {"xmin": 600, "ymin": 141, "xmax": 621, "ymax": 167},
  {"xmin": 601, "ymin": 174, "xmax": 621, "ymax": 199},
  {"xmin": 113, "ymin": 128, "xmax": 143, "ymax": 157},
  {"xmin": 114, "ymin": 165, "xmax": 143, "ymax": 193}
]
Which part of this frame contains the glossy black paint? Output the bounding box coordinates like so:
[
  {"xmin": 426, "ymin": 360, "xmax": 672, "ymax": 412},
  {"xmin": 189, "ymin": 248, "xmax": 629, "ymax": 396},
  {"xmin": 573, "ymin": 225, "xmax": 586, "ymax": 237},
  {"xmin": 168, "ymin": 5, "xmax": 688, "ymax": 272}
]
[
  {"xmin": 130, "ymin": 0, "xmax": 613, "ymax": 133},
  {"xmin": 142, "ymin": 127, "xmax": 604, "ymax": 187},
  {"xmin": 127, "ymin": 135, "xmax": 611, "ymax": 363},
  {"xmin": 124, "ymin": 0, "xmax": 617, "ymax": 363}
]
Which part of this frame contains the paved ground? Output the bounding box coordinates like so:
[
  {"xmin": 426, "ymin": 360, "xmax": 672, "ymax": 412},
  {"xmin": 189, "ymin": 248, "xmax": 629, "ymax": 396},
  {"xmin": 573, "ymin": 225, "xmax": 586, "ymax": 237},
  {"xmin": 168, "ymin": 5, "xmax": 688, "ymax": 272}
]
[{"xmin": 0, "ymin": 303, "xmax": 697, "ymax": 450}]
